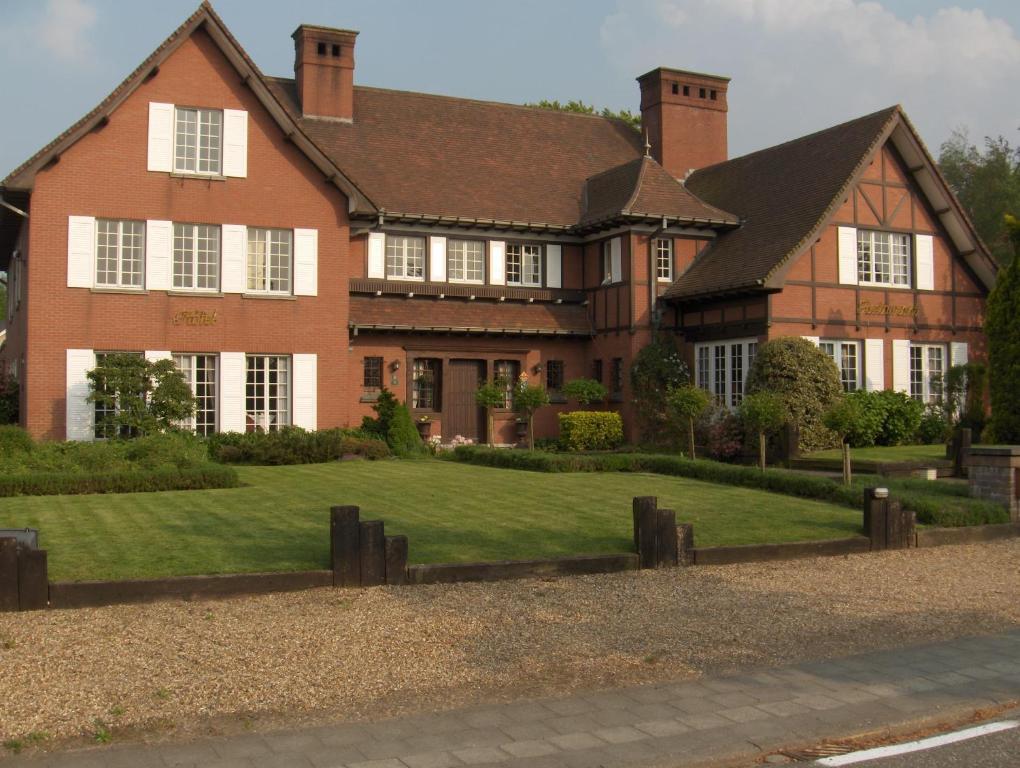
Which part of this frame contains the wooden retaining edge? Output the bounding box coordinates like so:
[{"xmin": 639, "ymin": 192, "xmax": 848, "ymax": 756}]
[
  {"xmin": 406, "ymin": 553, "xmax": 640, "ymax": 585},
  {"xmin": 48, "ymin": 570, "xmax": 333, "ymax": 609},
  {"xmin": 692, "ymin": 537, "xmax": 871, "ymax": 565},
  {"xmin": 916, "ymin": 522, "xmax": 1020, "ymax": 548}
]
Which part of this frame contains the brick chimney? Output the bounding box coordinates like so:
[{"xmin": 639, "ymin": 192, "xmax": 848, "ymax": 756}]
[
  {"xmin": 292, "ymin": 25, "xmax": 359, "ymax": 121},
  {"xmin": 637, "ymin": 67, "xmax": 729, "ymax": 179}
]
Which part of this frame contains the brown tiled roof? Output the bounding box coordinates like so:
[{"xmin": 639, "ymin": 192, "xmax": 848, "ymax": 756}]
[
  {"xmin": 265, "ymin": 79, "xmax": 654, "ymax": 227},
  {"xmin": 664, "ymin": 106, "xmax": 901, "ymax": 300},
  {"xmin": 349, "ymin": 296, "xmax": 591, "ymax": 335},
  {"xmin": 580, "ymin": 157, "xmax": 738, "ymax": 227}
]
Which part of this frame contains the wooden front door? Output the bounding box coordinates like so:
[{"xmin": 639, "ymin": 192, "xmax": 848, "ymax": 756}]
[{"xmin": 445, "ymin": 360, "xmax": 485, "ymax": 441}]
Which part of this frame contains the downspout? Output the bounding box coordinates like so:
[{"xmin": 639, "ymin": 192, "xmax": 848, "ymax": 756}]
[{"xmin": 1, "ymin": 199, "xmax": 29, "ymax": 219}]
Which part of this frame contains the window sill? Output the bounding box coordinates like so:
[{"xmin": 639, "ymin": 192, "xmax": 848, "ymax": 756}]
[
  {"xmin": 90, "ymin": 287, "xmax": 147, "ymax": 295},
  {"xmin": 242, "ymin": 293, "xmax": 297, "ymax": 301},
  {"xmin": 657, "ymin": 277, "xmax": 673, "ymax": 283},
  {"xmin": 359, "ymin": 393, "xmax": 381, "ymax": 403},
  {"xmin": 857, "ymin": 282, "xmax": 913, "ymax": 291},
  {"xmin": 170, "ymin": 172, "xmax": 227, "ymax": 182},
  {"xmin": 167, "ymin": 290, "xmax": 224, "ymax": 298}
]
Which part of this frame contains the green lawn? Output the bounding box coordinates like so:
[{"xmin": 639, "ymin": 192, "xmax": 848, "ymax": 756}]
[
  {"xmin": 804, "ymin": 444, "xmax": 947, "ymax": 463},
  {"xmin": 0, "ymin": 460, "xmax": 864, "ymax": 582}
]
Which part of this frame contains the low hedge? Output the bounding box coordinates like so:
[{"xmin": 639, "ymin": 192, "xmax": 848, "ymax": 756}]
[
  {"xmin": 0, "ymin": 465, "xmax": 239, "ymax": 497},
  {"xmin": 208, "ymin": 427, "xmax": 390, "ymax": 465},
  {"xmin": 558, "ymin": 411, "xmax": 624, "ymax": 452},
  {"xmin": 446, "ymin": 447, "xmax": 1006, "ymax": 528}
]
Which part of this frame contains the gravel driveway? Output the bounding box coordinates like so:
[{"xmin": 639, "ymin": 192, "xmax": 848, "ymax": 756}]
[{"xmin": 1, "ymin": 540, "xmax": 1019, "ymax": 749}]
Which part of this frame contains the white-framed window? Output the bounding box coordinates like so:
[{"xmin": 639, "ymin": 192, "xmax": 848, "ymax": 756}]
[
  {"xmin": 246, "ymin": 355, "xmax": 290, "ymax": 432},
  {"xmin": 448, "ymin": 239, "xmax": 484, "ymax": 283},
  {"xmin": 602, "ymin": 240, "xmax": 613, "ymax": 282},
  {"xmin": 385, "ymin": 235, "xmax": 425, "ymax": 280},
  {"xmin": 247, "ymin": 228, "xmax": 292, "ymax": 293},
  {"xmin": 174, "ymin": 353, "xmax": 218, "ymax": 435},
  {"xmin": 857, "ymin": 230, "xmax": 910, "ymax": 287},
  {"xmin": 175, "ymin": 107, "xmax": 222, "ymax": 175},
  {"xmin": 494, "ymin": 359, "xmax": 520, "ymax": 408},
  {"xmin": 412, "ymin": 358, "xmax": 441, "ymax": 410},
  {"xmin": 173, "ymin": 223, "xmax": 220, "ymax": 291},
  {"xmin": 506, "ymin": 244, "xmax": 541, "ymax": 287},
  {"xmin": 656, "ymin": 238, "xmax": 673, "ymax": 281},
  {"xmin": 819, "ymin": 340, "xmax": 861, "ymax": 392},
  {"xmin": 695, "ymin": 338, "xmax": 758, "ymax": 408},
  {"xmin": 95, "ymin": 219, "xmax": 144, "ymax": 289},
  {"xmin": 910, "ymin": 344, "xmax": 945, "ymax": 403}
]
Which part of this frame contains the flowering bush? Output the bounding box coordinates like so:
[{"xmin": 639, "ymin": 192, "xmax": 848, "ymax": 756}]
[{"xmin": 630, "ymin": 338, "xmax": 690, "ymax": 445}]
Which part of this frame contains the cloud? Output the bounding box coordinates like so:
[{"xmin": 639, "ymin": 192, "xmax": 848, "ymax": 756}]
[
  {"xmin": 4, "ymin": 0, "xmax": 99, "ymax": 63},
  {"xmin": 600, "ymin": 0, "xmax": 1020, "ymax": 157}
]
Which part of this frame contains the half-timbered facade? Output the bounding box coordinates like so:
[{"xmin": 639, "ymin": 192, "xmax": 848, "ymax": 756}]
[{"xmin": 0, "ymin": 3, "xmax": 997, "ymax": 443}]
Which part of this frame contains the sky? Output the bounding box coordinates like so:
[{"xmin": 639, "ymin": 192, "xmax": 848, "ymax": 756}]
[{"xmin": 2, "ymin": 0, "xmax": 1020, "ymax": 179}]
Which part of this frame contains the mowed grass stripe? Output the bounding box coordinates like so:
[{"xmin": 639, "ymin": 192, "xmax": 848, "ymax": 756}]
[{"xmin": 0, "ymin": 460, "xmax": 863, "ymax": 582}]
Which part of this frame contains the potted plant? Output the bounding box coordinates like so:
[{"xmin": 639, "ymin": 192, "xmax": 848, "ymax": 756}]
[{"xmin": 415, "ymin": 414, "xmax": 432, "ymax": 440}]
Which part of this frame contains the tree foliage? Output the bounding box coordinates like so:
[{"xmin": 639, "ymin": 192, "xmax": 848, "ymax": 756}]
[
  {"xmin": 665, "ymin": 384, "xmax": 709, "ymax": 459},
  {"xmin": 823, "ymin": 395, "xmax": 867, "ymax": 485},
  {"xmin": 512, "ymin": 377, "xmax": 550, "ymax": 450},
  {"xmin": 631, "ymin": 337, "xmax": 690, "ymax": 445},
  {"xmin": 525, "ymin": 99, "xmax": 641, "ymax": 132},
  {"xmin": 986, "ymin": 214, "xmax": 1020, "ymax": 442},
  {"xmin": 938, "ymin": 130, "xmax": 1020, "ymax": 266},
  {"xmin": 561, "ymin": 377, "xmax": 608, "ymax": 407},
  {"xmin": 87, "ymin": 354, "xmax": 195, "ymax": 437},
  {"xmin": 475, "ymin": 379, "xmax": 507, "ymax": 447},
  {"xmin": 739, "ymin": 391, "xmax": 786, "ymax": 471}
]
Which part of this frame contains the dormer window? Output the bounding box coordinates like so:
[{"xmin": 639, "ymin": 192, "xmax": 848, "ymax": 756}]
[{"xmin": 175, "ymin": 107, "xmax": 222, "ymax": 175}]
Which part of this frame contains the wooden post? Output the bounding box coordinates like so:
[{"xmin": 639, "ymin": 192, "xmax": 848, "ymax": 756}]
[
  {"xmin": 953, "ymin": 427, "xmax": 972, "ymax": 478},
  {"xmin": 676, "ymin": 524, "xmax": 694, "ymax": 567},
  {"xmin": 17, "ymin": 548, "xmax": 48, "ymax": 611},
  {"xmin": 633, "ymin": 496, "xmax": 658, "ymax": 569},
  {"xmin": 359, "ymin": 521, "xmax": 386, "ymax": 586},
  {"xmin": 385, "ymin": 536, "xmax": 408, "ymax": 585},
  {"xmin": 330, "ymin": 505, "xmax": 361, "ymax": 587},
  {"xmin": 656, "ymin": 509, "xmax": 678, "ymax": 567},
  {"xmin": 864, "ymin": 487, "xmax": 889, "ymax": 550},
  {"xmin": 885, "ymin": 501, "xmax": 915, "ymax": 550},
  {"xmin": 0, "ymin": 538, "xmax": 18, "ymax": 612}
]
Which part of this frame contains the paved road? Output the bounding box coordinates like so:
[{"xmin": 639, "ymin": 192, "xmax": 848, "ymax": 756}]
[
  {"xmin": 859, "ymin": 723, "xmax": 1020, "ymax": 767},
  {"xmin": 5, "ymin": 630, "xmax": 1020, "ymax": 768}
]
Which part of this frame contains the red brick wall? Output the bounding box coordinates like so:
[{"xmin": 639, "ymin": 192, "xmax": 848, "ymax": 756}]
[{"xmin": 21, "ymin": 28, "xmax": 352, "ymax": 439}]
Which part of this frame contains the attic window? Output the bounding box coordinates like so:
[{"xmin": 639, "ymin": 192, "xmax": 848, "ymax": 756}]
[
  {"xmin": 316, "ymin": 42, "xmax": 326, "ymax": 56},
  {"xmin": 683, "ymin": 85, "xmax": 690, "ymax": 96},
  {"xmin": 699, "ymin": 87, "xmax": 706, "ymax": 98},
  {"xmin": 671, "ymin": 82, "xmax": 679, "ymax": 95},
  {"xmin": 710, "ymin": 90, "xmax": 717, "ymax": 100},
  {"xmin": 331, "ymin": 44, "xmax": 341, "ymax": 57}
]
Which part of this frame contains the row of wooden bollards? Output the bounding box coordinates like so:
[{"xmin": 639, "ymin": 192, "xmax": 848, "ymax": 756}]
[
  {"xmin": 632, "ymin": 496, "xmax": 694, "ymax": 568},
  {"xmin": 329, "ymin": 506, "xmax": 408, "ymax": 586},
  {"xmin": 0, "ymin": 534, "xmax": 48, "ymax": 612}
]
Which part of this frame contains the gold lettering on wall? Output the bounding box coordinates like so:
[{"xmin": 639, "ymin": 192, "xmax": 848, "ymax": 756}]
[
  {"xmin": 172, "ymin": 310, "xmax": 219, "ymax": 326},
  {"xmin": 858, "ymin": 300, "xmax": 917, "ymax": 318}
]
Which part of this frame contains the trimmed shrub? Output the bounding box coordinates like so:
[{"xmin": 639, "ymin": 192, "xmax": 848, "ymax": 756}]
[
  {"xmin": 0, "ymin": 424, "xmax": 33, "ymax": 455},
  {"xmin": 558, "ymin": 411, "xmax": 624, "ymax": 451},
  {"xmin": 917, "ymin": 403, "xmax": 952, "ymax": 445},
  {"xmin": 694, "ymin": 402, "xmax": 744, "ymax": 462},
  {"xmin": 208, "ymin": 427, "xmax": 389, "ymax": 465},
  {"xmin": 561, "ymin": 378, "xmax": 608, "ymax": 407},
  {"xmin": 872, "ymin": 390, "xmax": 924, "ymax": 445},
  {"xmin": 359, "ymin": 388, "xmax": 399, "ymax": 440},
  {"xmin": 0, "ymin": 375, "xmax": 18, "ymax": 425},
  {"xmin": 987, "ymin": 215, "xmax": 1020, "ymax": 443},
  {"xmin": 745, "ymin": 337, "xmax": 843, "ymax": 452},
  {"xmin": 843, "ymin": 391, "xmax": 885, "ymax": 447},
  {"xmin": 386, "ymin": 403, "xmax": 424, "ymax": 457},
  {"xmin": 0, "ymin": 465, "xmax": 239, "ymax": 498}
]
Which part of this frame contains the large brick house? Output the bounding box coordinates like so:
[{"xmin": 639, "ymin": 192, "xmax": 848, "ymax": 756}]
[{"xmin": 0, "ymin": 3, "xmax": 998, "ymax": 443}]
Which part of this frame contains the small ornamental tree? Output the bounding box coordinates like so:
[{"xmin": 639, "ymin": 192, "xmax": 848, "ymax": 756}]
[
  {"xmin": 561, "ymin": 378, "xmax": 608, "ymax": 408},
  {"xmin": 986, "ymin": 214, "xmax": 1020, "ymax": 443},
  {"xmin": 87, "ymin": 353, "xmax": 195, "ymax": 437},
  {"xmin": 745, "ymin": 337, "xmax": 843, "ymax": 452},
  {"xmin": 387, "ymin": 402, "xmax": 424, "ymax": 457},
  {"xmin": 360, "ymin": 387, "xmax": 399, "ymax": 439},
  {"xmin": 512, "ymin": 375, "xmax": 550, "ymax": 450},
  {"xmin": 823, "ymin": 396, "xmax": 865, "ymax": 486},
  {"xmin": 631, "ymin": 338, "xmax": 690, "ymax": 445},
  {"xmin": 666, "ymin": 384, "xmax": 710, "ymax": 459},
  {"xmin": 475, "ymin": 379, "xmax": 508, "ymax": 447},
  {"xmin": 739, "ymin": 392, "xmax": 786, "ymax": 472}
]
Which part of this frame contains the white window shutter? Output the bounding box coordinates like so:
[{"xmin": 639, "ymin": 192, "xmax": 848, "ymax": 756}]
[
  {"xmin": 367, "ymin": 232, "xmax": 385, "ymax": 279},
  {"xmin": 292, "ymin": 354, "xmax": 318, "ymax": 430},
  {"xmin": 147, "ymin": 102, "xmax": 174, "ymax": 173},
  {"xmin": 218, "ymin": 352, "xmax": 246, "ymax": 433},
  {"xmin": 892, "ymin": 340, "xmax": 911, "ymax": 393},
  {"xmin": 610, "ymin": 237, "xmax": 622, "ymax": 283},
  {"xmin": 222, "ymin": 109, "xmax": 248, "ymax": 178},
  {"xmin": 950, "ymin": 341, "xmax": 969, "ymax": 368},
  {"xmin": 837, "ymin": 226, "xmax": 858, "ymax": 285},
  {"xmin": 145, "ymin": 219, "xmax": 172, "ymax": 291},
  {"xmin": 66, "ymin": 348, "xmax": 96, "ymax": 441},
  {"xmin": 801, "ymin": 336, "xmax": 820, "ymax": 346},
  {"xmin": 864, "ymin": 338, "xmax": 885, "ymax": 391},
  {"xmin": 429, "ymin": 236, "xmax": 447, "ymax": 282},
  {"xmin": 221, "ymin": 224, "xmax": 247, "ymax": 293},
  {"xmin": 546, "ymin": 244, "xmax": 562, "ymax": 288},
  {"xmin": 293, "ymin": 228, "xmax": 318, "ymax": 296},
  {"xmin": 915, "ymin": 234, "xmax": 935, "ymax": 291},
  {"xmin": 489, "ymin": 240, "xmax": 506, "ymax": 285},
  {"xmin": 67, "ymin": 215, "xmax": 96, "ymax": 288}
]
